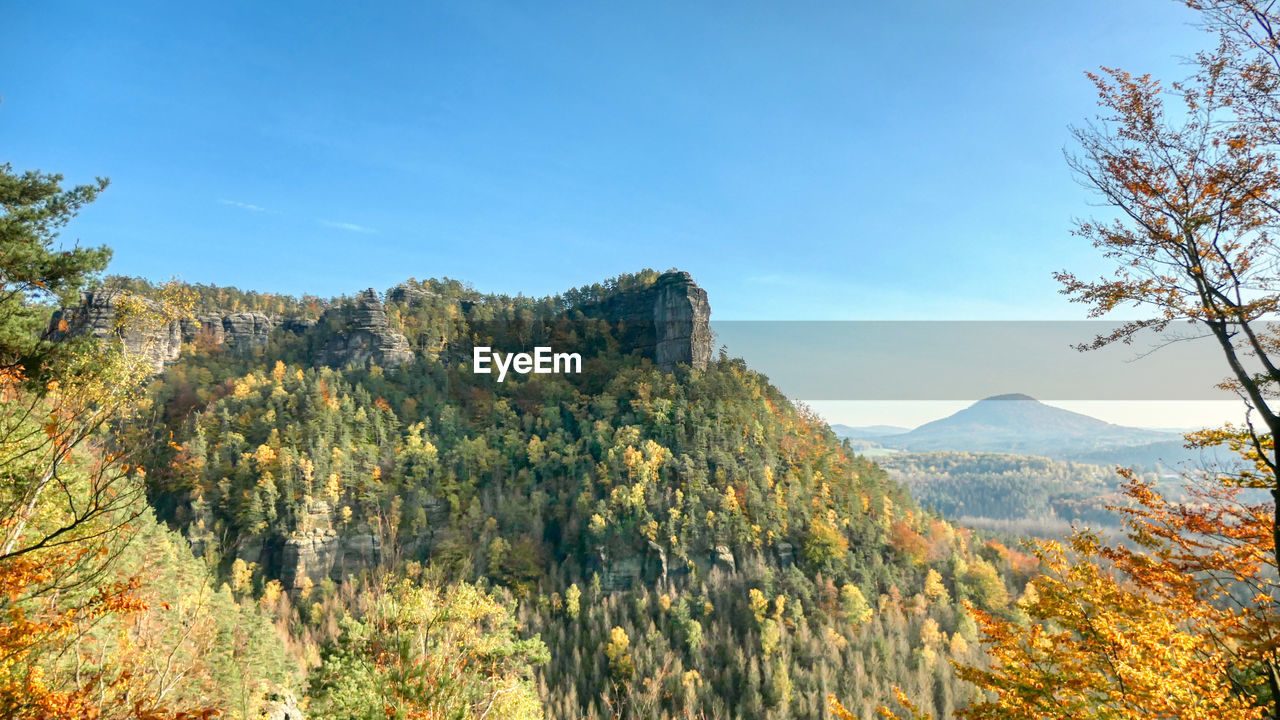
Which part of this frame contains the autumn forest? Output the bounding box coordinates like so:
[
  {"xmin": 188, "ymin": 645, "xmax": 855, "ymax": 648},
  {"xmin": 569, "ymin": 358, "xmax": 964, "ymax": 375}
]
[{"xmin": 8, "ymin": 1, "xmax": 1280, "ymax": 719}]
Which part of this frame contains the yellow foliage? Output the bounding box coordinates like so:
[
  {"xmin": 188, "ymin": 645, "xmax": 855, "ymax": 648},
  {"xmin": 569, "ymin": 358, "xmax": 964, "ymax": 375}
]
[
  {"xmin": 919, "ymin": 617, "xmax": 942, "ymax": 648},
  {"xmin": 603, "ymin": 626, "xmax": 633, "ymax": 677},
  {"xmin": 326, "ymin": 472, "xmax": 342, "ymax": 503},
  {"xmin": 722, "ymin": 485, "xmax": 739, "ymax": 512},
  {"xmin": 229, "ymin": 557, "xmax": 255, "ymax": 592},
  {"xmin": 253, "ymin": 443, "xmax": 276, "ymax": 466},
  {"xmin": 956, "ymin": 535, "xmax": 1265, "ymax": 720},
  {"xmin": 748, "ymin": 588, "xmax": 768, "ymax": 623},
  {"xmin": 588, "ymin": 514, "xmax": 607, "ymax": 536},
  {"xmin": 923, "ymin": 568, "xmax": 949, "ymax": 603},
  {"xmin": 261, "ymin": 580, "xmax": 283, "ymax": 609}
]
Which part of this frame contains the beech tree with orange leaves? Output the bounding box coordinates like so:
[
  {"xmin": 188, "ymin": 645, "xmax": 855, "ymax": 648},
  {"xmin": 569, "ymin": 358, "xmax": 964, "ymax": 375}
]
[
  {"xmin": 1054, "ymin": 0, "xmax": 1280, "ymax": 567},
  {"xmin": 954, "ymin": 471, "xmax": 1276, "ymax": 719},
  {"xmin": 839, "ymin": 466, "xmax": 1279, "ymax": 719},
  {"xmin": 931, "ymin": 1, "xmax": 1280, "ymax": 718},
  {"xmin": 837, "ymin": 3, "xmax": 1280, "ymax": 718}
]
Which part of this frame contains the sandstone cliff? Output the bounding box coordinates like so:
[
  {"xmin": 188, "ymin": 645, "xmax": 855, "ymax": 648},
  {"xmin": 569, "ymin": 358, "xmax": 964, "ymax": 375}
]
[
  {"xmin": 652, "ymin": 271, "xmax": 712, "ymax": 371},
  {"xmin": 221, "ymin": 311, "xmax": 275, "ymax": 350},
  {"xmin": 52, "ymin": 271, "xmax": 711, "ymax": 376},
  {"xmin": 581, "ymin": 270, "xmax": 711, "ymax": 372},
  {"xmin": 49, "ymin": 290, "xmax": 182, "ymax": 374},
  {"xmin": 53, "ymin": 287, "xmax": 414, "ymax": 372},
  {"xmin": 316, "ymin": 288, "xmax": 414, "ymax": 368}
]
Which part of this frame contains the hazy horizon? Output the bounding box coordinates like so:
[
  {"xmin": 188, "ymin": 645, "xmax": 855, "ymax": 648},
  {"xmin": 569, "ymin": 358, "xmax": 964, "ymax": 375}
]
[
  {"xmin": 6, "ymin": 0, "xmax": 1246, "ymax": 430},
  {"xmin": 810, "ymin": 399, "xmax": 1245, "ymax": 434}
]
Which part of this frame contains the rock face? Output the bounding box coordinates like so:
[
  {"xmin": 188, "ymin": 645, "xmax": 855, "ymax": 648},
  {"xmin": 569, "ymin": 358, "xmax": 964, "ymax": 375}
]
[
  {"xmin": 261, "ymin": 690, "xmax": 305, "ymax": 720},
  {"xmin": 711, "ymin": 544, "xmax": 736, "ymax": 574},
  {"xmin": 51, "ymin": 271, "xmax": 713, "ymax": 378},
  {"xmin": 388, "ymin": 282, "xmax": 435, "ymax": 306},
  {"xmin": 52, "ymin": 294, "xmax": 279, "ymax": 373},
  {"xmin": 281, "ymin": 530, "xmax": 340, "ymax": 591},
  {"xmin": 653, "ymin": 272, "xmax": 712, "ymax": 371},
  {"xmin": 277, "ymin": 503, "xmax": 384, "ymax": 592},
  {"xmin": 180, "ymin": 314, "xmax": 226, "ymax": 345},
  {"xmin": 49, "ymin": 290, "xmax": 182, "ymax": 374},
  {"xmin": 596, "ymin": 542, "xmax": 683, "ymax": 591},
  {"xmin": 775, "ymin": 541, "xmax": 795, "ymax": 568},
  {"xmin": 318, "ymin": 289, "xmax": 414, "ymax": 369},
  {"xmin": 600, "ymin": 554, "xmax": 644, "ymax": 592},
  {"xmin": 53, "ymin": 287, "xmax": 416, "ymax": 375},
  {"xmin": 222, "ymin": 312, "xmax": 274, "ymax": 350},
  {"xmin": 279, "ymin": 317, "xmax": 316, "ymax": 334},
  {"xmin": 584, "ymin": 271, "xmax": 712, "ymax": 372},
  {"xmin": 340, "ymin": 531, "xmax": 382, "ymax": 575}
]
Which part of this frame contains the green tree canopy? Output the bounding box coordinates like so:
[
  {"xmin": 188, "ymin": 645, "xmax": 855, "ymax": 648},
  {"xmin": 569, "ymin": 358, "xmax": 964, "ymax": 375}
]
[{"xmin": 0, "ymin": 164, "xmax": 110, "ymax": 379}]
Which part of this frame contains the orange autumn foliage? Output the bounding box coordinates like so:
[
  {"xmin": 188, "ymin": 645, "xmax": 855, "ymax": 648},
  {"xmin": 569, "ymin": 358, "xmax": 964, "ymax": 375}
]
[
  {"xmin": 0, "ymin": 359, "xmax": 222, "ymax": 718},
  {"xmin": 830, "ymin": 687, "xmax": 931, "ymax": 720},
  {"xmin": 952, "ymin": 472, "xmax": 1276, "ymax": 720},
  {"xmin": 0, "ymin": 549, "xmax": 218, "ymax": 720}
]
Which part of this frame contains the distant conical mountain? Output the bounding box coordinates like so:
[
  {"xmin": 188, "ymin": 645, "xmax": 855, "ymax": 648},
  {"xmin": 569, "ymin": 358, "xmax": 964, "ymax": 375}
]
[
  {"xmin": 898, "ymin": 393, "xmax": 1169, "ymax": 450},
  {"xmin": 835, "ymin": 394, "xmax": 1191, "ymax": 465}
]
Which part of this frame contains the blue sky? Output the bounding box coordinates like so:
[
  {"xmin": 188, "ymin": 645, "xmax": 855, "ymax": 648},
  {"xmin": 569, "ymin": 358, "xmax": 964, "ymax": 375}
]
[
  {"xmin": 6, "ymin": 0, "xmax": 1209, "ymax": 320},
  {"xmin": 7, "ymin": 1, "xmax": 1239, "ymax": 428}
]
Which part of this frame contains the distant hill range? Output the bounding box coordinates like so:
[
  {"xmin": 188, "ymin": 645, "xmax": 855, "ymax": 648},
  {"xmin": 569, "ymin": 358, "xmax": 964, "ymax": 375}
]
[
  {"xmin": 834, "ymin": 394, "xmax": 1221, "ymax": 470},
  {"xmin": 830, "ymin": 424, "xmax": 911, "ymax": 439}
]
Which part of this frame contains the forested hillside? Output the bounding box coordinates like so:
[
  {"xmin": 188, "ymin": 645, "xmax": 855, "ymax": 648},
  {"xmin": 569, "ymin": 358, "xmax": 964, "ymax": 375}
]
[
  {"xmin": 109, "ymin": 270, "xmax": 1034, "ymax": 719},
  {"xmin": 16, "ymin": 1, "xmax": 1280, "ymax": 718},
  {"xmin": 878, "ymin": 453, "xmax": 1146, "ymax": 538}
]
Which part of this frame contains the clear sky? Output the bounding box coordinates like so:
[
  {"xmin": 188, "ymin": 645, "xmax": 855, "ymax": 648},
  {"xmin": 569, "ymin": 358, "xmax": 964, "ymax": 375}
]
[{"xmin": 6, "ymin": 0, "xmax": 1237, "ymax": 428}]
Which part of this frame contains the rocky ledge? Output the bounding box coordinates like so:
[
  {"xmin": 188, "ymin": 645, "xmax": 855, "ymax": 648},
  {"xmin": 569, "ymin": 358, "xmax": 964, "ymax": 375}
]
[
  {"xmin": 52, "ymin": 271, "xmax": 711, "ymax": 375},
  {"xmin": 317, "ymin": 288, "xmax": 414, "ymax": 369},
  {"xmin": 49, "ymin": 290, "xmax": 182, "ymax": 374},
  {"xmin": 582, "ymin": 270, "xmax": 712, "ymax": 371}
]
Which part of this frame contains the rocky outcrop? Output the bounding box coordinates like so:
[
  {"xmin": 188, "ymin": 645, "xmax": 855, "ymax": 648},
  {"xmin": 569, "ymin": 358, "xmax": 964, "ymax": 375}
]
[
  {"xmin": 388, "ymin": 283, "xmax": 435, "ymax": 306},
  {"xmin": 261, "ymin": 690, "xmax": 305, "ymax": 720},
  {"xmin": 596, "ymin": 542, "xmax": 684, "ymax": 591},
  {"xmin": 600, "ymin": 555, "xmax": 643, "ymax": 592},
  {"xmin": 272, "ymin": 501, "xmax": 385, "ymax": 592},
  {"xmin": 186, "ymin": 523, "xmax": 217, "ymax": 561},
  {"xmin": 281, "ymin": 529, "xmax": 340, "ymax": 591},
  {"xmin": 181, "ymin": 313, "xmax": 315, "ymax": 348},
  {"xmin": 52, "ymin": 293, "xmax": 285, "ymax": 372},
  {"xmin": 49, "ymin": 290, "xmax": 182, "ymax": 374},
  {"xmin": 51, "ymin": 271, "xmax": 712, "ymax": 378},
  {"xmin": 280, "ymin": 500, "xmax": 339, "ymax": 591},
  {"xmin": 653, "ymin": 272, "xmax": 712, "ymax": 371},
  {"xmin": 318, "ymin": 289, "xmax": 413, "ymax": 369},
  {"xmin": 181, "ymin": 312, "xmax": 274, "ymax": 351},
  {"xmin": 233, "ymin": 536, "xmax": 268, "ymax": 568},
  {"xmin": 775, "ymin": 541, "xmax": 795, "ymax": 568},
  {"xmin": 340, "ymin": 531, "xmax": 382, "ymax": 575},
  {"xmin": 583, "ymin": 271, "xmax": 711, "ymax": 372},
  {"xmin": 711, "ymin": 544, "xmax": 736, "ymax": 574},
  {"xmin": 180, "ymin": 314, "xmax": 226, "ymax": 345},
  {"xmin": 222, "ymin": 312, "xmax": 274, "ymax": 350},
  {"xmin": 279, "ymin": 317, "xmax": 316, "ymax": 334}
]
